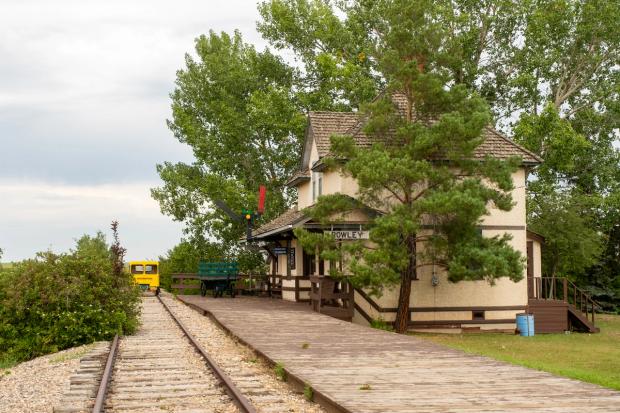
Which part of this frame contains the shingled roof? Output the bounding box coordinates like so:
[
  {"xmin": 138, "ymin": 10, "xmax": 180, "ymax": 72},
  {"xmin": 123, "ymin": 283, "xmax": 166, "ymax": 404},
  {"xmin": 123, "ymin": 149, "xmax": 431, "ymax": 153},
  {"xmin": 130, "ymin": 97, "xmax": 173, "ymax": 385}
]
[
  {"xmin": 285, "ymin": 168, "xmax": 311, "ymax": 187},
  {"xmin": 308, "ymin": 111, "xmax": 359, "ymax": 155},
  {"xmin": 252, "ymin": 208, "xmax": 308, "ymax": 238},
  {"xmin": 305, "ymin": 94, "xmax": 542, "ymax": 165}
]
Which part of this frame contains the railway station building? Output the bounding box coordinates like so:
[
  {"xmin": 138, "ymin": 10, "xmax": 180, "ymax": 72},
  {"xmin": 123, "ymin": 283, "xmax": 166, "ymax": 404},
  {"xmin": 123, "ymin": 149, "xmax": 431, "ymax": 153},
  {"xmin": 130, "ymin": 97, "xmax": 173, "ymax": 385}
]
[{"xmin": 252, "ymin": 92, "xmax": 546, "ymax": 332}]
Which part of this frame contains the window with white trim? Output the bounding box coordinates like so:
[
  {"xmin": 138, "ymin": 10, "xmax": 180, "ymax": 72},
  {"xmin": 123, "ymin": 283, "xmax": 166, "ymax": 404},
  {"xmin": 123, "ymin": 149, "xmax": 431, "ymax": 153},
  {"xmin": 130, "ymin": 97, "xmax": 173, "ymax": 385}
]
[{"xmin": 312, "ymin": 171, "xmax": 323, "ymax": 202}]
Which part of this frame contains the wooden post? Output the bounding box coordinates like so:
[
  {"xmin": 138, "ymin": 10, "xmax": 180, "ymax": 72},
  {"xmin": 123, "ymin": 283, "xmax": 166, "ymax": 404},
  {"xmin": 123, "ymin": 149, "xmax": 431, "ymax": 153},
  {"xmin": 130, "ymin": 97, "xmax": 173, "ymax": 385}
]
[
  {"xmin": 563, "ymin": 278, "xmax": 568, "ymax": 303},
  {"xmin": 286, "ymin": 239, "xmax": 292, "ymax": 278},
  {"xmin": 574, "ymin": 288, "xmax": 577, "ymax": 306},
  {"xmin": 347, "ymin": 280, "xmax": 354, "ymax": 314},
  {"xmin": 317, "ymin": 277, "xmax": 323, "ymax": 314},
  {"xmin": 269, "ymin": 256, "xmax": 276, "ymax": 298}
]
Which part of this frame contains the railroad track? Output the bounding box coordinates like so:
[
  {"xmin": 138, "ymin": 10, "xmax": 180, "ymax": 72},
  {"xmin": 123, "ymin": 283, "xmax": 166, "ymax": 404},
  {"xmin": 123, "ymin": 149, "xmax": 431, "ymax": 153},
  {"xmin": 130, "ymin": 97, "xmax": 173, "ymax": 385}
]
[
  {"xmin": 158, "ymin": 296, "xmax": 305, "ymax": 413},
  {"xmin": 93, "ymin": 296, "xmax": 256, "ymax": 413}
]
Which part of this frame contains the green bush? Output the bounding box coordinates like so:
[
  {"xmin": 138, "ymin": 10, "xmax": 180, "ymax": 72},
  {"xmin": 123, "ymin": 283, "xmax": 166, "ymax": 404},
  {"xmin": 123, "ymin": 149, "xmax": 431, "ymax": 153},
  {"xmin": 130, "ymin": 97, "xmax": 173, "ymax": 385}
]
[{"xmin": 0, "ymin": 233, "xmax": 140, "ymax": 362}]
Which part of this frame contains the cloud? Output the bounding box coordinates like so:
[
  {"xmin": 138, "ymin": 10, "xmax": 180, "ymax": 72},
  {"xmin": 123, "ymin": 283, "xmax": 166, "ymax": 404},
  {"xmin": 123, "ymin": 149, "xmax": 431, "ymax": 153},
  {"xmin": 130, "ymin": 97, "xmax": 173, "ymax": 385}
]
[
  {"xmin": 0, "ymin": 180, "xmax": 184, "ymax": 261},
  {"xmin": 0, "ymin": 0, "xmax": 265, "ymax": 184},
  {"xmin": 0, "ymin": 0, "xmax": 268, "ymax": 260}
]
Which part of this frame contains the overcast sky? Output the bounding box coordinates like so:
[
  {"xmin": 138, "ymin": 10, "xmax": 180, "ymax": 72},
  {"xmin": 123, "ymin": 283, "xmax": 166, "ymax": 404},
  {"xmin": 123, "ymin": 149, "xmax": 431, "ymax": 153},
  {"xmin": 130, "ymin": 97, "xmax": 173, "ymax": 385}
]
[{"xmin": 0, "ymin": 0, "xmax": 265, "ymax": 261}]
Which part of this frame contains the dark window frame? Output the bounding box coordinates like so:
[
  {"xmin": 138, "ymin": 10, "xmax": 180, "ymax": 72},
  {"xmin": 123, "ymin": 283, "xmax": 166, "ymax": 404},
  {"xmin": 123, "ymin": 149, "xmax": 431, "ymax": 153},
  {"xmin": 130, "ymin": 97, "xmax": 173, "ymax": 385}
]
[{"xmin": 131, "ymin": 265, "xmax": 144, "ymax": 274}]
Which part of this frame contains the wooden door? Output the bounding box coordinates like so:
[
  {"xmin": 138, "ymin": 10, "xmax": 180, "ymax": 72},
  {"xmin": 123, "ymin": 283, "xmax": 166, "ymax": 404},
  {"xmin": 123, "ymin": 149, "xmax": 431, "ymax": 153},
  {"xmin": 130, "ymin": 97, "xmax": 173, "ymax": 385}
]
[{"xmin": 303, "ymin": 250, "xmax": 315, "ymax": 276}]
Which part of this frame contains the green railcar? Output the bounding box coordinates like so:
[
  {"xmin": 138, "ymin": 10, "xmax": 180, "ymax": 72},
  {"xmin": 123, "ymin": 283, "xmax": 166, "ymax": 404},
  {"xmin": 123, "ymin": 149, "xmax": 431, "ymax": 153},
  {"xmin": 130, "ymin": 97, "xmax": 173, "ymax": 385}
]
[{"xmin": 198, "ymin": 261, "xmax": 239, "ymax": 298}]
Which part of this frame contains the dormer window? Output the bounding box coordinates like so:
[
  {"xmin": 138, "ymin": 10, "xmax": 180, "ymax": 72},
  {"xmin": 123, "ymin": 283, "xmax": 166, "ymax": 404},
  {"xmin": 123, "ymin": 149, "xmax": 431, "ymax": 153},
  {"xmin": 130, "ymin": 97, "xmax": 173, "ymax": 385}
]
[{"xmin": 312, "ymin": 171, "xmax": 323, "ymax": 202}]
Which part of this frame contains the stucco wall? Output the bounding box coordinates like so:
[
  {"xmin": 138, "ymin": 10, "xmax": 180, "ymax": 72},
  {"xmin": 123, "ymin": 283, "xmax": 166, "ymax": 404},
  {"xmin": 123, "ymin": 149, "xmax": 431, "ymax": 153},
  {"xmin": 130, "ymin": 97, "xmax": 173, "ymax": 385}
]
[
  {"xmin": 297, "ymin": 139, "xmax": 361, "ymax": 207},
  {"xmin": 321, "ymin": 169, "xmax": 341, "ymax": 196},
  {"xmin": 339, "ymin": 174, "xmax": 359, "ymax": 198},
  {"xmin": 282, "ymin": 290, "xmax": 296, "ymax": 301},
  {"xmin": 297, "ymin": 181, "xmax": 311, "ymax": 209},
  {"xmin": 481, "ymin": 168, "xmax": 526, "ymax": 227},
  {"xmin": 529, "ymin": 238, "xmax": 543, "ymax": 278}
]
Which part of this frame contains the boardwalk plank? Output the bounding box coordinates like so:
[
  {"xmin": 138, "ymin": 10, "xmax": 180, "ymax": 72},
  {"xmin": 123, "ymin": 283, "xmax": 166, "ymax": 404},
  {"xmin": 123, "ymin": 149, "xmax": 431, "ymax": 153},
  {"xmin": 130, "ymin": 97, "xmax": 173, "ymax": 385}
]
[{"xmin": 179, "ymin": 295, "xmax": 620, "ymax": 413}]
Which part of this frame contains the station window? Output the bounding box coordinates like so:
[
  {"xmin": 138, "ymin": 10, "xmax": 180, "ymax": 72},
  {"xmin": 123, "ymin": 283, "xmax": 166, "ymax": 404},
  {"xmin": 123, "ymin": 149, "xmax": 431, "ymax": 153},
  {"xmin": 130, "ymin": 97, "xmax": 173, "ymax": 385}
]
[
  {"xmin": 312, "ymin": 172, "xmax": 323, "ymax": 202},
  {"xmin": 131, "ymin": 265, "xmax": 144, "ymax": 274},
  {"xmin": 145, "ymin": 265, "xmax": 158, "ymax": 274},
  {"xmin": 472, "ymin": 310, "xmax": 485, "ymax": 321}
]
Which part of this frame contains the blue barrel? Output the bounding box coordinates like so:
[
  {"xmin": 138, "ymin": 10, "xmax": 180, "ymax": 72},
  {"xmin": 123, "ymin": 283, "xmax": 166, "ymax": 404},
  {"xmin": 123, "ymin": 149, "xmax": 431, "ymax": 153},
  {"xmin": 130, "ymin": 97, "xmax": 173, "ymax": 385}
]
[{"xmin": 516, "ymin": 313, "xmax": 535, "ymax": 336}]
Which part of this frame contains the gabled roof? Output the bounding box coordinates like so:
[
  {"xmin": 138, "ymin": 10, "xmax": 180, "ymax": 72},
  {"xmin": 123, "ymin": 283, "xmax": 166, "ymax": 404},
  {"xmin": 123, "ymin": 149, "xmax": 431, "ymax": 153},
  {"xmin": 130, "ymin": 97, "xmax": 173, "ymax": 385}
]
[
  {"xmin": 252, "ymin": 208, "xmax": 308, "ymax": 238},
  {"xmin": 307, "ymin": 111, "xmax": 359, "ymax": 156},
  {"xmin": 306, "ymin": 94, "xmax": 542, "ymax": 165}
]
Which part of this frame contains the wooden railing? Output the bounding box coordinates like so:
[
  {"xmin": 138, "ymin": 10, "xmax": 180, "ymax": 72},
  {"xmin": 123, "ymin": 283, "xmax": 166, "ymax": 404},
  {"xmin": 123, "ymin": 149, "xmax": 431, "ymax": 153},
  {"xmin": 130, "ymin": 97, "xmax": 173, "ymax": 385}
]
[
  {"xmin": 533, "ymin": 277, "xmax": 600, "ymax": 326},
  {"xmin": 170, "ymin": 273, "xmax": 270, "ymax": 295},
  {"xmin": 171, "ymin": 273, "xmax": 202, "ymax": 292},
  {"xmin": 236, "ymin": 274, "xmax": 269, "ymax": 294}
]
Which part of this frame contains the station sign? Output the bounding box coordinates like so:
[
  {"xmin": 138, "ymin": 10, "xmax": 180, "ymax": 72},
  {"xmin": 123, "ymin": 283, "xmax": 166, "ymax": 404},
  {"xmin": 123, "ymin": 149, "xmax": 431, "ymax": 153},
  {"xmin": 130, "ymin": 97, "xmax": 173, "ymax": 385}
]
[
  {"xmin": 272, "ymin": 247, "xmax": 288, "ymax": 255},
  {"xmin": 325, "ymin": 230, "xmax": 369, "ymax": 240}
]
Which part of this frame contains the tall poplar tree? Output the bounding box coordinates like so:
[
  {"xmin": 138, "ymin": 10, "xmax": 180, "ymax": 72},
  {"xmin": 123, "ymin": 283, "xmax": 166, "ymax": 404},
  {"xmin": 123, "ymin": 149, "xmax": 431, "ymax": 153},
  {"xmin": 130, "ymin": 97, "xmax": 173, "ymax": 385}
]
[
  {"xmin": 151, "ymin": 31, "xmax": 306, "ymax": 247},
  {"xmin": 295, "ymin": 0, "xmax": 524, "ymax": 333}
]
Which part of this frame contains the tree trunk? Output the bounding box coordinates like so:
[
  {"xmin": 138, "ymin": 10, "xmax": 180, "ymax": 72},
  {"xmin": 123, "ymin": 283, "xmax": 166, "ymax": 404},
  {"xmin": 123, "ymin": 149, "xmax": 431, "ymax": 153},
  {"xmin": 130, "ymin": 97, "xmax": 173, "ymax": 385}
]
[{"xmin": 394, "ymin": 235, "xmax": 416, "ymax": 333}]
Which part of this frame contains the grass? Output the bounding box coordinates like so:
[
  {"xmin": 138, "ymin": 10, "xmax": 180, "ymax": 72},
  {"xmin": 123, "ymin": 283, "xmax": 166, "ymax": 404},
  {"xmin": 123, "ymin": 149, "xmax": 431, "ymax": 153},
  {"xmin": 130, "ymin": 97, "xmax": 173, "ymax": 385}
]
[
  {"xmin": 414, "ymin": 314, "xmax": 620, "ymax": 391},
  {"xmin": 274, "ymin": 362, "xmax": 287, "ymax": 381},
  {"xmin": 370, "ymin": 317, "xmax": 394, "ymax": 331},
  {"xmin": 0, "ymin": 355, "xmax": 18, "ymax": 370},
  {"xmin": 303, "ymin": 383, "xmax": 314, "ymax": 401}
]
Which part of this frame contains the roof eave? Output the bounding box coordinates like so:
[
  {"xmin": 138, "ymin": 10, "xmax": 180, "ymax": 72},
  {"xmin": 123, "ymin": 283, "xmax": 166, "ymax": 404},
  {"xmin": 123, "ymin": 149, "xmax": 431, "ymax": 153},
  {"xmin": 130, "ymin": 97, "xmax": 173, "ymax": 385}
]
[
  {"xmin": 285, "ymin": 175, "xmax": 310, "ymax": 187},
  {"xmin": 252, "ymin": 215, "xmax": 311, "ymax": 239},
  {"xmin": 311, "ymin": 159, "xmax": 328, "ymax": 172}
]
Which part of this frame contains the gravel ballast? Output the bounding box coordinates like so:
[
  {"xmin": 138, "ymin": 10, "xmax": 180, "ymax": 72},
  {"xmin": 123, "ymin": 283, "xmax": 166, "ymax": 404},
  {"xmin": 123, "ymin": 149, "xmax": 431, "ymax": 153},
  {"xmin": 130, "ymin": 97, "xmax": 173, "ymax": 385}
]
[
  {"xmin": 161, "ymin": 294, "xmax": 327, "ymax": 413},
  {"xmin": 0, "ymin": 343, "xmax": 102, "ymax": 413}
]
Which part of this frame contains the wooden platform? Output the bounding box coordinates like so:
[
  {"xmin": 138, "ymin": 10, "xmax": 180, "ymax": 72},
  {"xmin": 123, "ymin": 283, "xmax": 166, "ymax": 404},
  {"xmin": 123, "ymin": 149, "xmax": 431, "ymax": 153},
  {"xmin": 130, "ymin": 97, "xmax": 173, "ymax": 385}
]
[{"xmin": 178, "ymin": 295, "xmax": 620, "ymax": 413}]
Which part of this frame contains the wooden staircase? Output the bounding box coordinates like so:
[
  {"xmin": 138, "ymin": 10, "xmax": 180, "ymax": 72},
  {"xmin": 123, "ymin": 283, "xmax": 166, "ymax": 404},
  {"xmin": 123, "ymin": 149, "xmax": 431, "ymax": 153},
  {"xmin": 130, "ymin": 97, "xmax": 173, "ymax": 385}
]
[{"xmin": 528, "ymin": 277, "xmax": 600, "ymax": 333}]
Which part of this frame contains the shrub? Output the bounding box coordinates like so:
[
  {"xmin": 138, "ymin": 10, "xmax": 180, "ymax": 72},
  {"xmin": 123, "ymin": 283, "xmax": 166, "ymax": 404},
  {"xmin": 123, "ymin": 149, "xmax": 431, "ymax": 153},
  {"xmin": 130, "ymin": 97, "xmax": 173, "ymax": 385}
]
[
  {"xmin": 0, "ymin": 232, "xmax": 140, "ymax": 362},
  {"xmin": 370, "ymin": 317, "xmax": 394, "ymax": 331}
]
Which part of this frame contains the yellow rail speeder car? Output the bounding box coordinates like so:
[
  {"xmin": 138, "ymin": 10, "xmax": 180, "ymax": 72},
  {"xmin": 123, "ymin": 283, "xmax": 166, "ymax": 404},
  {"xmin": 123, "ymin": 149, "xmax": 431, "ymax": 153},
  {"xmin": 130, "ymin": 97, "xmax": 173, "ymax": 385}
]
[{"xmin": 129, "ymin": 261, "xmax": 159, "ymax": 291}]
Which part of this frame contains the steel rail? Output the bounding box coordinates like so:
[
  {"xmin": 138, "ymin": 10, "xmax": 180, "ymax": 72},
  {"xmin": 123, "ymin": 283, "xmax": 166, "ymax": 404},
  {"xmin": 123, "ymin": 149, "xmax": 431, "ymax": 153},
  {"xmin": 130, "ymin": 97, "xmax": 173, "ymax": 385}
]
[
  {"xmin": 92, "ymin": 333, "xmax": 120, "ymax": 413},
  {"xmin": 157, "ymin": 295, "xmax": 257, "ymax": 413}
]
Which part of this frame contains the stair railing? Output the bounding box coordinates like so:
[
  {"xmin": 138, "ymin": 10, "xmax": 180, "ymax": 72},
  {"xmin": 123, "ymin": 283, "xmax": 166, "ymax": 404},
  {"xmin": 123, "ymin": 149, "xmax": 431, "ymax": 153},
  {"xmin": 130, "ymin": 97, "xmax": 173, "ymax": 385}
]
[{"xmin": 533, "ymin": 277, "xmax": 600, "ymax": 326}]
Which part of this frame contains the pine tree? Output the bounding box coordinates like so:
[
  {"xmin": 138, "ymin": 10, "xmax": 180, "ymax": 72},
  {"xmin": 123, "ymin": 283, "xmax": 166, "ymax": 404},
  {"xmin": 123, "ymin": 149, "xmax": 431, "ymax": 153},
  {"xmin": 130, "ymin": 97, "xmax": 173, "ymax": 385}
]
[{"xmin": 296, "ymin": 0, "xmax": 524, "ymax": 333}]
